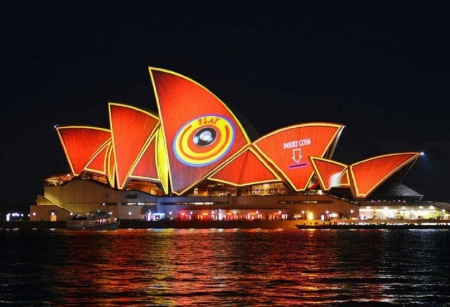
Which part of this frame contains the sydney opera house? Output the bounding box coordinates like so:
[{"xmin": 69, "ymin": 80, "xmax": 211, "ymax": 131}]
[{"xmin": 30, "ymin": 68, "xmax": 449, "ymax": 222}]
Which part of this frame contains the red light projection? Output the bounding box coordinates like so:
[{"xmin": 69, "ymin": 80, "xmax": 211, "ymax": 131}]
[
  {"xmin": 85, "ymin": 143, "xmax": 110, "ymax": 175},
  {"xmin": 56, "ymin": 126, "xmax": 111, "ymax": 176},
  {"xmin": 54, "ymin": 68, "xmax": 422, "ymax": 199},
  {"xmin": 339, "ymin": 169, "xmax": 350, "ymax": 186},
  {"xmin": 310, "ymin": 157, "xmax": 350, "ymax": 190},
  {"xmin": 129, "ymin": 134, "xmax": 159, "ymax": 182},
  {"xmin": 209, "ymin": 145, "xmax": 282, "ymax": 186},
  {"xmin": 350, "ymin": 152, "xmax": 420, "ymax": 198},
  {"xmin": 149, "ymin": 67, "xmax": 250, "ymax": 195},
  {"xmin": 254, "ymin": 123, "xmax": 344, "ymax": 191},
  {"xmin": 109, "ymin": 103, "xmax": 160, "ymax": 189}
]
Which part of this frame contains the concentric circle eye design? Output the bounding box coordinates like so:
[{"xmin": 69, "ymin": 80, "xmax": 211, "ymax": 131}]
[
  {"xmin": 193, "ymin": 128, "xmax": 217, "ymax": 147},
  {"xmin": 173, "ymin": 116, "xmax": 235, "ymax": 166}
]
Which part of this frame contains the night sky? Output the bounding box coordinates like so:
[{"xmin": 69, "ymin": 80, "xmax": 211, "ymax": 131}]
[{"xmin": 1, "ymin": 0, "xmax": 449, "ymax": 205}]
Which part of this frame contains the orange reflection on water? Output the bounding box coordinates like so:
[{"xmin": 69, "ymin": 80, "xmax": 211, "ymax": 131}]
[{"xmin": 47, "ymin": 228, "xmax": 440, "ymax": 306}]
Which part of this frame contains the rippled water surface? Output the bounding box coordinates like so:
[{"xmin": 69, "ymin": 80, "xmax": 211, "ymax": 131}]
[{"xmin": 1, "ymin": 228, "xmax": 450, "ymax": 306}]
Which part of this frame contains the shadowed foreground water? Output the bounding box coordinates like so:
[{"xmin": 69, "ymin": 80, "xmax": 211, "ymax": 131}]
[{"xmin": 1, "ymin": 228, "xmax": 450, "ymax": 306}]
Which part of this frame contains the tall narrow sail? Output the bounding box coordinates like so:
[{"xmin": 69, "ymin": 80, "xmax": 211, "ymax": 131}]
[{"xmin": 149, "ymin": 68, "xmax": 250, "ymax": 195}]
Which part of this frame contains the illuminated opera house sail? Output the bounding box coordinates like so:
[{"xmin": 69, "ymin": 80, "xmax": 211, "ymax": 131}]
[{"xmin": 31, "ymin": 67, "xmax": 434, "ymax": 222}]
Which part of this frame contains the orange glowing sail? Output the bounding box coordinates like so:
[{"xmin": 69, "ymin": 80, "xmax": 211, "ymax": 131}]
[
  {"xmin": 84, "ymin": 141, "xmax": 111, "ymax": 175},
  {"xmin": 350, "ymin": 152, "xmax": 420, "ymax": 198},
  {"xmin": 310, "ymin": 157, "xmax": 350, "ymax": 190},
  {"xmin": 209, "ymin": 145, "xmax": 281, "ymax": 186},
  {"xmin": 339, "ymin": 169, "xmax": 350, "ymax": 186},
  {"xmin": 149, "ymin": 67, "xmax": 250, "ymax": 195},
  {"xmin": 56, "ymin": 126, "xmax": 111, "ymax": 176},
  {"xmin": 109, "ymin": 103, "xmax": 160, "ymax": 189},
  {"xmin": 254, "ymin": 123, "xmax": 344, "ymax": 191},
  {"xmin": 129, "ymin": 134, "xmax": 159, "ymax": 182}
]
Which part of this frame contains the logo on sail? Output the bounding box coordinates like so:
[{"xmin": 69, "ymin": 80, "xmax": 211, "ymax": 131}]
[{"xmin": 173, "ymin": 115, "xmax": 235, "ymax": 166}]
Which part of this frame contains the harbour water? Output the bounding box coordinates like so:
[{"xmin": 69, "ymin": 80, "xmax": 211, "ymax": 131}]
[{"xmin": 1, "ymin": 228, "xmax": 450, "ymax": 306}]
